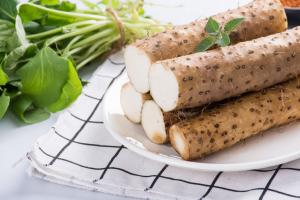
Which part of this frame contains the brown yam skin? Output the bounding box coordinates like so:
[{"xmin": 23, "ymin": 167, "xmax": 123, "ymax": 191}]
[
  {"xmin": 132, "ymin": 0, "xmax": 287, "ymax": 62},
  {"xmin": 162, "ymin": 27, "xmax": 300, "ymax": 110},
  {"xmin": 162, "ymin": 107, "xmax": 206, "ymax": 140},
  {"xmin": 169, "ymin": 78, "xmax": 300, "ymax": 160}
]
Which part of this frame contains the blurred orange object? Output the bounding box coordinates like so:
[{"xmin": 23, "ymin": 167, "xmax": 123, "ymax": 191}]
[{"xmin": 281, "ymin": 0, "xmax": 300, "ymax": 7}]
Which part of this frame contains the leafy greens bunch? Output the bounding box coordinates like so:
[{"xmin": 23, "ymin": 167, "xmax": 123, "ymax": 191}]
[
  {"xmin": 0, "ymin": 0, "xmax": 164, "ymax": 123},
  {"xmin": 196, "ymin": 17, "xmax": 244, "ymax": 52}
]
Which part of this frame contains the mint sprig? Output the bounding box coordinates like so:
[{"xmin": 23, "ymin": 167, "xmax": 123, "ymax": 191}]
[{"xmin": 196, "ymin": 17, "xmax": 244, "ymax": 52}]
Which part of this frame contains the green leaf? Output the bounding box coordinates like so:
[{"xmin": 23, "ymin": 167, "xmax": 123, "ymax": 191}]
[
  {"xmin": 2, "ymin": 81, "xmax": 21, "ymax": 98},
  {"xmin": 0, "ymin": 53, "xmax": 4, "ymax": 63},
  {"xmin": 216, "ymin": 32, "xmax": 230, "ymax": 47},
  {"xmin": 0, "ymin": 19, "xmax": 15, "ymax": 52},
  {"xmin": 23, "ymin": 21, "xmax": 54, "ymax": 35},
  {"xmin": 17, "ymin": 47, "xmax": 69, "ymax": 107},
  {"xmin": 47, "ymin": 60, "xmax": 82, "ymax": 112},
  {"xmin": 11, "ymin": 95, "xmax": 50, "ymax": 123},
  {"xmin": 205, "ymin": 17, "xmax": 220, "ymax": 34},
  {"xmin": 195, "ymin": 36, "xmax": 216, "ymax": 52},
  {"xmin": 40, "ymin": 0, "xmax": 60, "ymax": 6},
  {"xmin": 2, "ymin": 43, "xmax": 38, "ymax": 73},
  {"xmin": 38, "ymin": 0, "xmax": 76, "ymax": 11},
  {"xmin": 224, "ymin": 17, "xmax": 244, "ymax": 33},
  {"xmin": 6, "ymin": 32, "xmax": 21, "ymax": 52},
  {"xmin": 55, "ymin": 1, "xmax": 76, "ymax": 12},
  {"xmin": 4, "ymin": 16, "xmax": 30, "ymax": 52},
  {"xmin": 0, "ymin": 0, "xmax": 17, "ymax": 22},
  {"xmin": 18, "ymin": 3, "xmax": 79, "ymax": 26},
  {"xmin": 0, "ymin": 91, "xmax": 10, "ymax": 119},
  {"xmin": 0, "ymin": 66, "xmax": 8, "ymax": 85}
]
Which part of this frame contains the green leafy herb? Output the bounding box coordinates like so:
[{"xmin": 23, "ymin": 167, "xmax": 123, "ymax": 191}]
[
  {"xmin": 47, "ymin": 60, "xmax": 82, "ymax": 112},
  {"xmin": 196, "ymin": 17, "xmax": 244, "ymax": 52},
  {"xmin": 195, "ymin": 36, "xmax": 215, "ymax": 52},
  {"xmin": 17, "ymin": 47, "xmax": 70, "ymax": 107},
  {"xmin": 40, "ymin": 0, "xmax": 60, "ymax": 6},
  {"xmin": 0, "ymin": 91, "xmax": 10, "ymax": 119},
  {"xmin": 0, "ymin": 0, "xmax": 164, "ymax": 123},
  {"xmin": 0, "ymin": 19, "xmax": 15, "ymax": 53},
  {"xmin": 11, "ymin": 95, "xmax": 50, "ymax": 123},
  {"xmin": 0, "ymin": 0, "xmax": 17, "ymax": 22},
  {"xmin": 205, "ymin": 17, "xmax": 220, "ymax": 34},
  {"xmin": 216, "ymin": 32, "xmax": 230, "ymax": 47},
  {"xmin": 2, "ymin": 44, "xmax": 38, "ymax": 73},
  {"xmin": 0, "ymin": 67, "xmax": 8, "ymax": 85},
  {"xmin": 224, "ymin": 18, "xmax": 245, "ymax": 33}
]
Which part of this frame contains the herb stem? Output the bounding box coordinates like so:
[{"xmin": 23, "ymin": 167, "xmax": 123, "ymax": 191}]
[
  {"xmin": 74, "ymin": 37, "xmax": 114, "ymax": 62},
  {"xmin": 18, "ymin": 3, "xmax": 107, "ymax": 21},
  {"xmin": 26, "ymin": 20, "xmax": 99, "ymax": 40},
  {"xmin": 71, "ymin": 27, "xmax": 115, "ymax": 48},
  {"xmin": 76, "ymin": 47, "xmax": 108, "ymax": 70},
  {"xmin": 62, "ymin": 35, "xmax": 82, "ymax": 57},
  {"xmin": 45, "ymin": 21, "xmax": 110, "ymax": 46},
  {"xmin": 76, "ymin": 36, "xmax": 119, "ymax": 70}
]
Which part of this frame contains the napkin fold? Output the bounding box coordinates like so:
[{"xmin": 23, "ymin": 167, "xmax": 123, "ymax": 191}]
[{"xmin": 27, "ymin": 52, "xmax": 300, "ymax": 200}]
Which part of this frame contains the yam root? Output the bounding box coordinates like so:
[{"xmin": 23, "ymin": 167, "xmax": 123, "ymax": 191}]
[
  {"xmin": 125, "ymin": 0, "xmax": 287, "ymax": 93},
  {"xmin": 150, "ymin": 27, "xmax": 300, "ymax": 111},
  {"xmin": 169, "ymin": 78, "xmax": 300, "ymax": 160}
]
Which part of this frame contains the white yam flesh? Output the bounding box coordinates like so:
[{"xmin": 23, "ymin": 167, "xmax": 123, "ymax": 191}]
[
  {"xmin": 141, "ymin": 100, "xmax": 167, "ymax": 144},
  {"xmin": 150, "ymin": 27, "xmax": 300, "ymax": 112},
  {"xmin": 141, "ymin": 100, "xmax": 203, "ymax": 144},
  {"xmin": 125, "ymin": 0, "xmax": 287, "ymax": 93},
  {"xmin": 124, "ymin": 46, "xmax": 151, "ymax": 93},
  {"xmin": 120, "ymin": 82, "xmax": 151, "ymax": 123}
]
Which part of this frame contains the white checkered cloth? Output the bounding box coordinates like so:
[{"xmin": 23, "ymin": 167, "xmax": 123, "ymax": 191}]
[{"xmin": 27, "ymin": 52, "xmax": 300, "ymax": 200}]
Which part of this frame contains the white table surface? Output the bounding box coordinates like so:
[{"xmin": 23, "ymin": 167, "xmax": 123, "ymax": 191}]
[{"xmin": 0, "ymin": 0, "xmax": 251, "ymax": 199}]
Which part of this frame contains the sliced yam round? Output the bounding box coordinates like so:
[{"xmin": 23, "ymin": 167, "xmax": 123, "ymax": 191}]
[
  {"xmin": 169, "ymin": 78, "xmax": 300, "ymax": 161},
  {"xmin": 120, "ymin": 82, "xmax": 151, "ymax": 123},
  {"xmin": 141, "ymin": 100, "xmax": 167, "ymax": 144},
  {"xmin": 141, "ymin": 100, "xmax": 204, "ymax": 144},
  {"xmin": 124, "ymin": 46, "xmax": 152, "ymax": 93},
  {"xmin": 125, "ymin": 0, "xmax": 287, "ymax": 93},
  {"xmin": 150, "ymin": 27, "xmax": 300, "ymax": 112}
]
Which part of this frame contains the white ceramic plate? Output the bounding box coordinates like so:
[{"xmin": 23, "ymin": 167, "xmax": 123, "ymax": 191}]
[{"xmin": 103, "ymin": 74, "xmax": 300, "ymax": 172}]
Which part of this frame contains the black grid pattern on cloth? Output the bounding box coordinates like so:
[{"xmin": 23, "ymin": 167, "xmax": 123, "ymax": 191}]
[{"xmin": 34, "ymin": 58, "xmax": 300, "ymax": 199}]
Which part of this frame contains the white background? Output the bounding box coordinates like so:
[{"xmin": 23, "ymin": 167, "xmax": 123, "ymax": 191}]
[{"xmin": 0, "ymin": 0, "xmax": 251, "ymax": 199}]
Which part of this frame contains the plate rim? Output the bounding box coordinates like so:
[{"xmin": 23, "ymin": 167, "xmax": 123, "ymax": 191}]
[{"xmin": 102, "ymin": 74, "xmax": 300, "ymax": 172}]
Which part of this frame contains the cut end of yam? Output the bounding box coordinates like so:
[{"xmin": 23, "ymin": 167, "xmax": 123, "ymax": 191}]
[
  {"xmin": 149, "ymin": 63, "xmax": 179, "ymax": 112},
  {"xmin": 169, "ymin": 126, "xmax": 190, "ymax": 160},
  {"xmin": 124, "ymin": 45, "xmax": 152, "ymax": 94},
  {"xmin": 141, "ymin": 100, "xmax": 167, "ymax": 144},
  {"xmin": 120, "ymin": 82, "xmax": 147, "ymax": 123}
]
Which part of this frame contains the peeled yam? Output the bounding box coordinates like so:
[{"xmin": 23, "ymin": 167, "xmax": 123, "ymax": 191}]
[
  {"xmin": 141, "ymin": 100, "xmax": 203, "ymax": 144},
  {"xmin": 150, "ymin": 27, "xmax": 300, "ymax": 112},
  {"xmin": 125, "ymin": 0, "xmax": 287, "ymax": 93},
  {"xmin": 120, "ymin": 82, "xmax": 151, "ymax": 123},
  {"xmin": 170, "ymin": 78, "xmax": 300, "ymax": 160}
]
